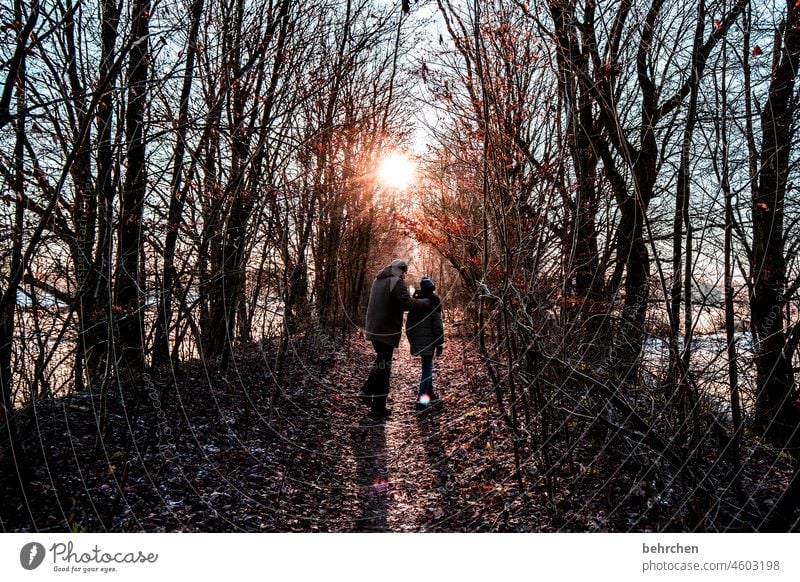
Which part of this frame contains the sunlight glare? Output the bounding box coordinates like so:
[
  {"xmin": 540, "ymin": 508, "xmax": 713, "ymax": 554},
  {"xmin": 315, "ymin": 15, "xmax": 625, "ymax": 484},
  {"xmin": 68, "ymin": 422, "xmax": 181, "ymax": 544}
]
[{"xmin": 377, "ymin": 152, "xmax": 415, "ymax": 190}]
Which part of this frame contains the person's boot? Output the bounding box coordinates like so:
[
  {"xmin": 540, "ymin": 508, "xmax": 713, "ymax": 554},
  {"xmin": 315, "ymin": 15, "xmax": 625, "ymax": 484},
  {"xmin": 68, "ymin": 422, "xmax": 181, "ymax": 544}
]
[
  {"xmin": 416, "ymin": 391, "xmax": 441, "ymax": 412},
  {"xmin": 369, "ymin": 395, "xmax": 392, "ymax": 419}
]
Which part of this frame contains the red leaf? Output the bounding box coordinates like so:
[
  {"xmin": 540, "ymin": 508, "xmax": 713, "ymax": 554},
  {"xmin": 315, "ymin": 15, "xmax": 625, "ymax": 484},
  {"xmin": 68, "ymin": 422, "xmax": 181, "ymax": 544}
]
[
  {"xmin": 752, "ymin": 45, "xmax": 763, "ymax": 56},
  {"xmin": 757, "ymin": 201, "xmax": 769, "ymax": 210},
  {"xmin": 713, "ymin": 19, "xmax": 721, "ymax": 30}
]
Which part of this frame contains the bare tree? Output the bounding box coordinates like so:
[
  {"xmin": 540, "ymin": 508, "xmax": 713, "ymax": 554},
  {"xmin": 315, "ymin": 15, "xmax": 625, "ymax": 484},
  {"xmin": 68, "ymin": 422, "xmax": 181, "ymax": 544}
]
[{"xmin": 748, "ymin": 0, "xmax": 800, "ymax": 444}]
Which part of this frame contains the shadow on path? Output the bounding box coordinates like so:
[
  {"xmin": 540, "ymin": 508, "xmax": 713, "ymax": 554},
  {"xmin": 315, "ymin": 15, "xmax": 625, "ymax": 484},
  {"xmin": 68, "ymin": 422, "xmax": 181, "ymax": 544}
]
[
  {"xmin": 416, "ymin": 403, "xmax": 492, "ymax": 531},
  {"xmin": 351, "ymin": 417, "xmax": 389, "ymax": 532}
]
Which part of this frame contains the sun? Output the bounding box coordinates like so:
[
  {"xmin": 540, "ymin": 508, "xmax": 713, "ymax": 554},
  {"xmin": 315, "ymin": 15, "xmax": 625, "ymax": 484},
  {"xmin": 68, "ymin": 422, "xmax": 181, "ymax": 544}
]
[{"xmin": 377, "ymin": 152, "xmax": 416, "ymax": 190}]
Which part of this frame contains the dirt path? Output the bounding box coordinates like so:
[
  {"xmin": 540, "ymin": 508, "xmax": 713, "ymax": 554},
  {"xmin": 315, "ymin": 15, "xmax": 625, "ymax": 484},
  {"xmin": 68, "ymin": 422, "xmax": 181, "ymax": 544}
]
[
  {"xmin": 351, "ymin": 335, "xmax": 478, "ymax": 532},
  {"xmin": 278, "ymin": 331, "xmax": 517, "ymax": 533}
]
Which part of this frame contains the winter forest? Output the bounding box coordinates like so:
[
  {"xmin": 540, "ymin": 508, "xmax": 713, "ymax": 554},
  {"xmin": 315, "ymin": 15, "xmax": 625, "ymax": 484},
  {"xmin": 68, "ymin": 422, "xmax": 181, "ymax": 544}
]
[{"xmin": 2, "ymin": 0, "xmax": 800, "ymax": 533}]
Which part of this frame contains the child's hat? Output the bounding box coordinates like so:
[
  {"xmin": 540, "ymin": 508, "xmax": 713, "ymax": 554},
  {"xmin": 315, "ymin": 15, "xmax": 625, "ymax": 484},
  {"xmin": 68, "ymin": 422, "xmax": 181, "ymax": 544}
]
[{"xmin": 420, "ymin": 276, "xmax": 435, "ymax": 291}]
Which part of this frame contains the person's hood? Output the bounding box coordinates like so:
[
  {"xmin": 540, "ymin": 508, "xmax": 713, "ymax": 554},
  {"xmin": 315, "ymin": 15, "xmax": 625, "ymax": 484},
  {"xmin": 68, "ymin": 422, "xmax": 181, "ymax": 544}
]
[
  {"xmin": 376, "ymin": 265, "xmax": 400, "ymax": 279},
  {"xmin": 377, "ymin": 260, "xmax": 407, "ymax": 280}
]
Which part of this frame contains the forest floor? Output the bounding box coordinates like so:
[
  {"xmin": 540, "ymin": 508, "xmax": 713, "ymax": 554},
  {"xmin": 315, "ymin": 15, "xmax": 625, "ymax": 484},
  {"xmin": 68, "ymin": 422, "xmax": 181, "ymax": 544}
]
[
  {"xmin": 3, "ymin": 325, "xmax": 548, "ymax": 532},
  {"xmin": 2, "ymin": 325, "xmax": 796, "ymax": 532}
]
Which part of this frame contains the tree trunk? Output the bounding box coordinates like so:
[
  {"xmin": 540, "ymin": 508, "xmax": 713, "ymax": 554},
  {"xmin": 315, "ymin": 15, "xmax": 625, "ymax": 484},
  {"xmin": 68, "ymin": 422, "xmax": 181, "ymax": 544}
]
[
  {"xmin": 213, "ymin": 0, "xmax": 291, "ymax": 372},
  {"xmin": 0, "ymin": 0, "xmax": 34, "ymax": 499},
  {"xmin": 82, "ymin": 0, "xmax": 121, "ymax": 389},
  {"xmin": 153, "ymin": 0, "xmax": 204, "ymax": 368},
  {"xmin": 64, "ymin": 0, "xmax": 94, "ymax": 394},
  {"xmin": 114, "ymin": 0, "xmax": 150, "ymax": 380},
  {"xmin": 751, "ymin": 1, "xmax": 800, "ymax": 444}
]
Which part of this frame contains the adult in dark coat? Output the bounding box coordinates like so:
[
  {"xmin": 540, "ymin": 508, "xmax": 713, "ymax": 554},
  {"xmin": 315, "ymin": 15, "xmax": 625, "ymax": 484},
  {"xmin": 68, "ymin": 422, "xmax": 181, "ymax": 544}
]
[
  {"xmin": 405, "ymin": 277, "xmax": 444, "ymax": 410},
  {"xmin": 360, "ymin": 259, "xmax": 429, "ymax": 418}
]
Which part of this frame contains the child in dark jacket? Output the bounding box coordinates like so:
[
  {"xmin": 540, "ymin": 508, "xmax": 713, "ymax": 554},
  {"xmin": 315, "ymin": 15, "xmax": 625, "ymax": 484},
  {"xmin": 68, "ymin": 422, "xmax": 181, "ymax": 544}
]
[{"xmin": 405, "ymin": 277, "xmax": 444, "ymax": 411}]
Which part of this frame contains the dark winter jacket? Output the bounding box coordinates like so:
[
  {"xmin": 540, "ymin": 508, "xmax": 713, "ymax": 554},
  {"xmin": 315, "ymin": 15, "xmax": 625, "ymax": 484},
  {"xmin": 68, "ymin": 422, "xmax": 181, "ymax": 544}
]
[
  {"xmin": 365, "ymin": 265, "xmax": 430, "ymax": 347},
  {"xmin": 406, "ymin": 291, "xmax": 444, "ymax": 356}
]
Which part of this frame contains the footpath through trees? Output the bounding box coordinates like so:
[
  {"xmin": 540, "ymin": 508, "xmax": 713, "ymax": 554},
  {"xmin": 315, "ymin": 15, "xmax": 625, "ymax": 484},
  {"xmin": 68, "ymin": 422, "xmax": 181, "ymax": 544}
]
[{"xmin": 1, "ymin": 327, "xmax": 795, "ymax": 532}]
